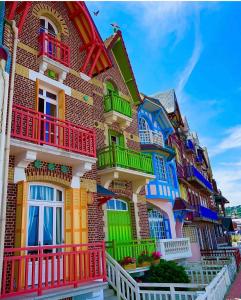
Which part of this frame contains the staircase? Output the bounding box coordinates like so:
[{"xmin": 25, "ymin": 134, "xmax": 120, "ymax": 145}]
[{"xmin": 104, "ymin": 287, "xmax": 118, "ymax": 300}]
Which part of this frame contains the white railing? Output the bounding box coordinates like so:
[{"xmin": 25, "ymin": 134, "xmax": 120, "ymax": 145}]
[
  {"xmin": 196, "ymin": 266, "xmax": 231, "ymax": 300},
  {"xmin": 106, "ymin": 252, "xmax": 234, "ymax": 300},
  {"xmin": 139, "ymin": 130, "xmax": 164, "ymax": 147},
  {"xmin": 157, "ymin": 238, "xmax": 192, "ymax": 261}
]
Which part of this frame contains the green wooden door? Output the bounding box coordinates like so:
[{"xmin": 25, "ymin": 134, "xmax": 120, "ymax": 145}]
[{"xmin": 107, "ymin": 199, "xmax": 132, "ymax": 241}]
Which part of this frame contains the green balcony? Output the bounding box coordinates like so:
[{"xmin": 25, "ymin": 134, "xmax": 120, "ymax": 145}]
[
  {"xmin": 104, "ymin": 93, "xmax": 132, "ymax": 129},
  {"xmin": 106, "ymin": 239, "xmax": 156, "ymax": 262},
  {"xmin": 98, "ymin": 145, "xmax": 153, "ymax": 174},
  {"xmin": 97, "ymin": 145, "xmax": 155, "ymax": 193}
]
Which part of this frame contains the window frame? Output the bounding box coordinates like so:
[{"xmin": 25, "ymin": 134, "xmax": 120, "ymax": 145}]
[
  {"xmin": 155, "ymin": 155, "xmax": 167, "ymax": 181},
  {"xmin": 106, "ymin": 199, "xmax": 128, "ymax": 212},
  {"xmin": 27, "ymin": 183, "xmax": 64, "ymax": 248}
]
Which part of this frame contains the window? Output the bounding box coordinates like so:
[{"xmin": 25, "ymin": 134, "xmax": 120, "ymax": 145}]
[
  {"xmin": 27, "ymin": 184, "xmax": 64, "ymax": 247},
  {"xmin": 139, "ymin": 117, "xmax": 149, "ymax": 131},
  {"xmin": 107, "ymin": 199, "xmax": 128, "ymax": 211},
  {"xmin": 148, "ymin": 209, "xmax": 171, "ymax": 240},
  {"xmin": 155, "ymin": 156, "xmax": 167, "ymax": 181},
  {"xmin": 40, "ymin": 17, "xmax": 57, "ymax": 36}
]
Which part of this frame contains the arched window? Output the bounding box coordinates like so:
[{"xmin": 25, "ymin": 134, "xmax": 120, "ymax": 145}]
[
  {"xmin": 106, "ymin": 80, "xmax": 118, "ymax": 95},
  {"xmin": 139, "ymin": 117, "xmax": 149, "ymax": 131},
  {"xmin": 40, "ymin": 16, "xmax": 58, "ymax": 36},
  {"xmin": 148, "ymin": 209, "xmax": 171, "ymax": 240},
  {"xmin": 27, "ymin": 183, "xmax": 64, "ymax": 247},
  {"xmin": 107, "ymin": 199, "xmax": 128, "ymax": 211}
]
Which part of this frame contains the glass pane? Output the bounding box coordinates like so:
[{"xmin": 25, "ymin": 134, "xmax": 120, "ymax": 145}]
[
  {"xmin": 107, "ymin": 199, "xmax": 115, "ymax": 210},
  {"xmin": 56, "ymin": 190, "xmax": 62, "ymax": 202},
  {"xmin": 43, "ymin": 207, "xmax": 53, "ymax": 245},
  {"xmin": 56, "ymin": 207, "xmax": 62, "ymax": 245},
  {"xmin": 38, "ymin": 97, "xmax": 44, "ymax": 113},
  {"xmin": 116, "ymin": 200, "xmax": 127, "ymax": 211},
  {"xmin": 28, "ymin": 206, "xmax": 39, "ymax": 246},
  {"xmin": 46, "ymin": 91, "xmax": 57, "ymax": 100},
  {"xmin": 46, "ymin": 102, "xmax": 56, "ymax": 117},
  {"xmin": 30, "ymin": 185, "xmax": 54, "ymax": 201}
]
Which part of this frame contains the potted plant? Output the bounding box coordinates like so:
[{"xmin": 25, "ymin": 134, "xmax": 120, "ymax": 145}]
[
  {"xmin": 137, "ymin": 250, "xmax": 152, "ymax": 267},
  {"xmin": 151, "ymin": 251, "xmax": 161, "ymax": 265},
  {"xmin": 120, "ymin": 257, "xmax": 136, "ymax": 270}
]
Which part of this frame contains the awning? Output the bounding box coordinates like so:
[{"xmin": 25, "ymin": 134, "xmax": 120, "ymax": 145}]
[
  {"xmin": 97, "ymin": 184, "xmax": 116, "ymax": 206},
  {"xmin": 221, "ymin": 217, "xmax": 235, "ymax": 232},
  {"xmin": 173, "ymin": 198, "xmax": 194, "ymax": 211}
]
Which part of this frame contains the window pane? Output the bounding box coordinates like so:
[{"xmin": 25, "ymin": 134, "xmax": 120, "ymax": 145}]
[
  {"xmin": 28, "ymin": 206, "xmax": 39, "ymax": 246},
  {"xmin": 43, "ymin": 207, "xmax": 53, "ymax": 245},
  {"xmin": 56, "ymin": 190, "xmax": 62, "ymax": 202},
  {"xmin": 107, "ymin": 199, "xmax": 115, "ymax": 210},
  {"xmin": 46, "ymin": 91, "xmax": 57, "ymax": 100},
  {"xmin": 116, "ymin": 200, "xmax": 127, "ymax": 211},
  {"xmin": 38, "ymin": 97, "xmax": 44, "ymax": 113},
  {"xmin": 56, "ymin": 207, "xmax": 62, "ymax": 245},
  {"xmin": 30, "ymin": 186, "xmax": 54, "ymax": 201}
]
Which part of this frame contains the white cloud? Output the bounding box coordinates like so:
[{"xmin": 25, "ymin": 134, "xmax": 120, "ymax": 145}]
[
  {"xmin": 176, "ymin": 12, "xmax": 202, "ymax": 100},
  {"xmin": 210, "ymin": 125, "xmax": 241, "ymax": 156},
  {"xmin": 213, "ymin": 164, "xmax": 241, "ymax": 207}
]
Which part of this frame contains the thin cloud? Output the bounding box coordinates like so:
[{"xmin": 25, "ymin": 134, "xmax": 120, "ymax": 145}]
[
  {"xmin": 213, "ymin": 166, "xmax": 241, "ymax": 206},
  {"xmin": 210, "ymin": 125, "xmax": 241, "ymax": 156},
  {"xmin": 176, "ymin": 12, "xmax": 202, "ymax": 99}
]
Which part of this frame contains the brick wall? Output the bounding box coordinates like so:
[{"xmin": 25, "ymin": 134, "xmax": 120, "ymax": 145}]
[{"xmin": 4, "ymin": 1, "xmax": 150, "ymax": 248}]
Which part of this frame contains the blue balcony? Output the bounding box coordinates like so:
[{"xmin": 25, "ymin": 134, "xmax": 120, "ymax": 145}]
[
  {"xmin": 185, "ymin": 139, "xmax": 195, "ymax": 152},
  {"xmin": 186, "ymin": 165, "xmax": 213, "ymax": 192},
  {"xmin": 195, "ymin": 205, "xmax": 218, "ymax": 221}
]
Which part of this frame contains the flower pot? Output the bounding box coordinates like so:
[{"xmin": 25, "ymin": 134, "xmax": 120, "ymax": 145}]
[
  {"xmin": 152, "ymin": 259, "xmax": 160, "ymax": 266},
  {"xmin": 123, "ymin": 263, "xmax": 136, "ymax": 270},
  {"xmin": 138, "ymin": 261, "xmax": 151, "ymax": 267}
]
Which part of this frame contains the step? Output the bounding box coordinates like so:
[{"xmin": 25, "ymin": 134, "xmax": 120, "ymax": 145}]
[{"xmin": 104, "ymin": 288, "xmax": 115, "ymax": 297}]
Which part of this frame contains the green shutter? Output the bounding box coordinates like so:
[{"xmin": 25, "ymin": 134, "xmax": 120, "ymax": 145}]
[{"xmin": 108, "ymin": 129, "xmax": 125, "ymax": 147}]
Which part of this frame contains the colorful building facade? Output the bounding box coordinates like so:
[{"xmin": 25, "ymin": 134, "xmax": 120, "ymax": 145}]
[{"xmin": 0, "ymin": 2, "xmax": 231, "ymax": 299}]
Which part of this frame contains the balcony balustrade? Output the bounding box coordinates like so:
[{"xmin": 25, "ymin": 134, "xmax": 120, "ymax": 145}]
[
  {"xmin": 193, "ymin": 205, "xmax": 218, "ymax": 221},
  {"xmin": 139, "ymin": 129, "xmax": 165, "ymax": 147},
  {"xmin": 1, "ymin": 242, "xmax": 106, "ymax": 298},
  {"xmin": 98, "ymin": 145, "xmax": 153, "ymax": 174},
  {"xmin": 156, "ymin": 238, "xmax": 192, "ymax": 261},
  {"xmin": 185, "ymin": 139, "xmax": 195, "ymax": 153},
  {"xmin": 11, "ymin": 104, "xmax": 96, "ymax": 157},
  {"xmin": 105, "ymin": 239, "xmax": 156, "ymax": 262},
  {"xmin": 104, "ymin": 92, "xmax": 132, "ymax": 118},
  {"xmin": 186, "ymin": 165, "xmax": 213, "ymax": 192},
  {"xmin": 39, "ymin": 32, "xmax": 70, "ymax": 67}
]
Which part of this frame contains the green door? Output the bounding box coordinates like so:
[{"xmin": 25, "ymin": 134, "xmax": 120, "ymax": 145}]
[
  {"xmin": 107, "ymin": 199, "xmax": 132, "ymax": 241},
  {"xmin": 107, "ymin": 199, "xmax": 133, "ymax": 260}
]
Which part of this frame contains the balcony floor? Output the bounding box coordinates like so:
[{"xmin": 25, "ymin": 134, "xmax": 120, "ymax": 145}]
[
  {"xmin": 4, "ymin": 281, "xmax": 107, "ymax": 300},
  {"xmin": 10, "ymin": 138, "xmax": 96, "ymax": 167}
]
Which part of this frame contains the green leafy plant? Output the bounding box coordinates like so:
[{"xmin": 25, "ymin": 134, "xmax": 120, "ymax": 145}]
[
  {"xmin": 142, "ymin": 259, "xmax": 190, "ymax": 283},
  {"xmin": 138, "ymin": 251, "xmax": 152, "ymax": 265}
]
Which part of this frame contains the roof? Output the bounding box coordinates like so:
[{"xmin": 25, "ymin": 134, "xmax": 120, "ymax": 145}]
[
  {"xmin": 153, "ymin": 89, "xmax": 176, "ymax": 113},
  {"xmin": 106, "ymin": 30, "xmax": 141, "ymax": 104}
]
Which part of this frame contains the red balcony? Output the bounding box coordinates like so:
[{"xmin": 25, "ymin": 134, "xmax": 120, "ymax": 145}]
[
  {"xmin": 1, "ymin": 242, "xmax": 106, "ymax": 298},
  {"xmin": 11, "ymin": 105, "xmax": 96, "ymax": 157},
  {"xmin": 39, "ymin": 32, "xmax": 70, "ymax": 67}
]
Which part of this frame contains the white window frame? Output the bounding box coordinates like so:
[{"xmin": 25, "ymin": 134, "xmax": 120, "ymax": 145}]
[
  {"xmin": 40, "ymin": 16, "xmax": 58, "ymax": 36},
  {"xmin": 156, "ymin": 155, "xmax": 167, "ymax": 181},
  {"xmin": 148, "ymin": 209, "xmax": 167, "ymax": 240},
  {"xmin": 39, "ymin": 86, "xmax": 58, "ymax": 117},
  {"xmin": 106, "ymin": 199, "xmax": 128, "ymax": 211},
  {"xmin": 26, "ymin": 182, "xmax": 64, "ymax": 248}
]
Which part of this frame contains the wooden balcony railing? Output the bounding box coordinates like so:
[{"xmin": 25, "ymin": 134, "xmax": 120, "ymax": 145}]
[
  {"xmin": 104, "ymin": 92, "xmax": 132, "ymax": 118},
  {"xmin": 1, "ymin": 242, "xmax": 106, "ymax": 298},
  {"xmin": 105, "ymin": 239, "xmax": 156, "ymax": 261},
  {"xmin": 97, "ymin": 145, "xmax": 154, "ymax": 174},
  {"xmin": 39, "ymin": 32, "xmax": 70, "ymax": 67},
  {"xmin": 11, "ymin": 104, "xmax": 96, "ymax": 157}
]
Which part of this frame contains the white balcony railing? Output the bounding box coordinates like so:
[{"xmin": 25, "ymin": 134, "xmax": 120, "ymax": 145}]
[
  {"xmin": 157, "ymin": 238, "xmax": 192, "ymax": 261},
  {"xmin": 139, "ymin": 130, "xmax": 164, "ymax": 148}
]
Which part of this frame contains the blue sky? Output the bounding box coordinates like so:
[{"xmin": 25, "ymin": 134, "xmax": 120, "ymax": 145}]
[{"xmin": 87, "ymin": 1, "xmax": 241, "ymax": 206}]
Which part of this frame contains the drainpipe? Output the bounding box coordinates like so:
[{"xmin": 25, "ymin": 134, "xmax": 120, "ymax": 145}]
[{"xmin": 0, "ymin": 20, "xmax": 18, "ymax": 289}]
